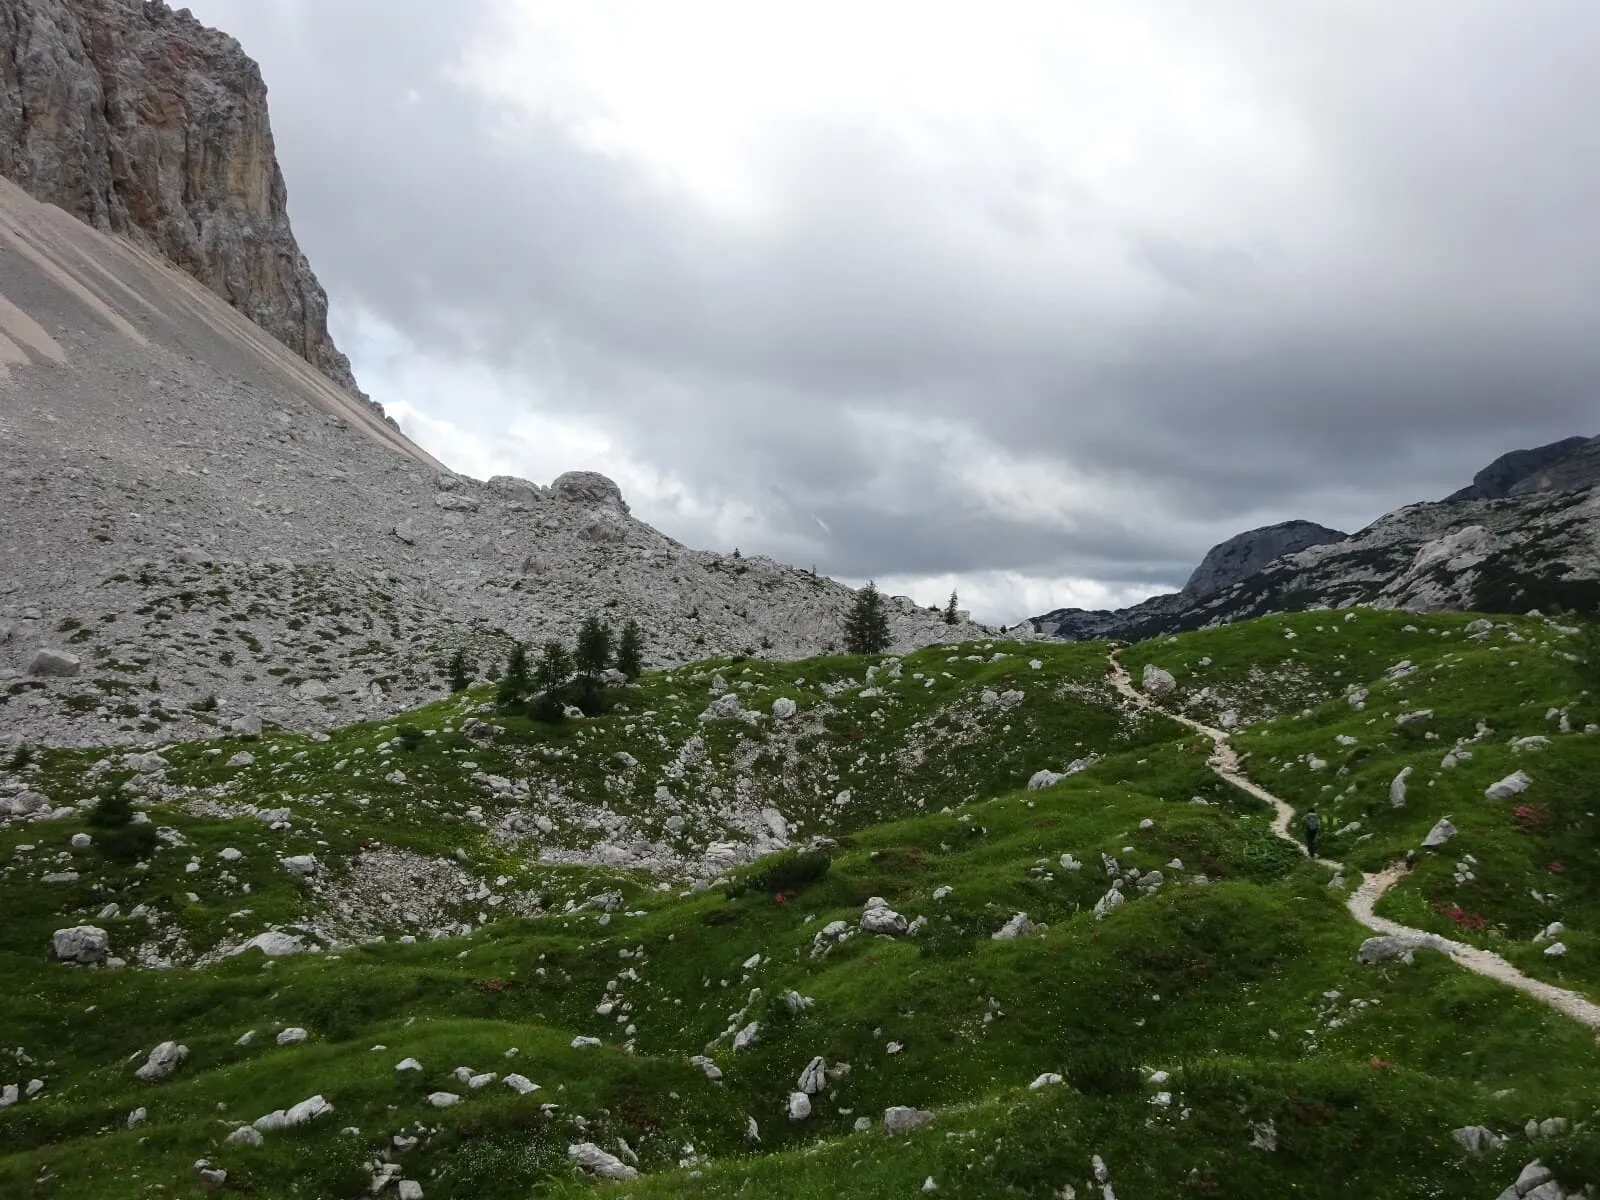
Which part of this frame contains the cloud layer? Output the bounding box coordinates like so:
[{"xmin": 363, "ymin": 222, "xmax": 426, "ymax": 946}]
[{"xmin": 189, "ymin": 0, "xmax": 1600, "ymax": 622}]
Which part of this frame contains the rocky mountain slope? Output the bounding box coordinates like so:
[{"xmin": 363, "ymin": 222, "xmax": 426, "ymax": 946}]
[
  {"xmin": 1030, "ymin": 440, "xmax": 1600, "ymax": 642},
  {"xmin": 0, "ymin": 0, "xmax": 357, "ymax": 389},
  {"xmin": 0, "ymin": 170, "xmax": 976, "ymax": 749},
  {"xmin": 2, "ymin": 610, "xmax": 1598, "ymax": 1197}
]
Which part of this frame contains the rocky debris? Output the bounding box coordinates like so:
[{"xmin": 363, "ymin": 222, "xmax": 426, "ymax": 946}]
[
  {"xmin": 1487, "ymin": 771, "xmax": 1533, "ymax": 799},
  {"xmin": 567, "ymin": 1141, "xmax": 638, "ymax": 1181},
  {"xmin": 134, "ymin": 1041, "xmax": 188, "ymax": 1082},
  {"xmin": 26, "ymin": 648, "xmax": 81, "ymax": 677},
  {"xmin": 1357, "ymin": 931, "xmax": 1458, "ymax": 965},
  {"xmin": 883, "ymin": 1105, "xmax": 935, "ymax": 1134},
  {"xmin": 732, "ymin": 1023, "xmax": 760, "ymax": 1052},
  {"xmin": 1422, "ymin": 818, "xmax": 1457, "ymax": 848},
  {"xmin": 1093, "ymin": 885, "xmax": 1125, "ymax": 920},
  {"xmin": 861, "ymin": 897, "xmax": 909, "ymax": 936},
  {"xmin": 51, "ymin": 925, "xmax": 110, "ymax": 965},
  {"xmin": 1141, "ymin": 664, "xmax": 1176, "ymax": 698}
]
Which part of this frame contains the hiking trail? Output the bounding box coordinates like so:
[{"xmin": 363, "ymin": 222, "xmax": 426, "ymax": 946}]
[{"xmin": 1106, "ymin": 649, "xmax": 1600, "ymax": 1030}]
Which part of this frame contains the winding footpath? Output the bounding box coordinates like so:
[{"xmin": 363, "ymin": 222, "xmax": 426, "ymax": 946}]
[{"xmin": 1106, "ymin": 649, "xmax": 1600, "ymax": 1031}]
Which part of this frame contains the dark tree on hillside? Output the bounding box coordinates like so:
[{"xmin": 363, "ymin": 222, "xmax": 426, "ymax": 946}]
[
  {"xmin": 843, "ymin": 581, "xmax": 891, "ymax": 654},
  {"xmin": 497, "ymin": 642, "xmax": 529, "ymax": 707},
  {"xmin": 531, "ymin": 640, "xmax": 574, "ymax": 720},
  {"xmin": 943, "ymin": 589, "xmax": 960, "ymax": 625},
  {"xmin": 616, "ymin": 619, "xmax": 644, "ymax": 680},
  {"xmin": 573, "ymin": 616, "xmax": 613, "ymax": 710},
  {"xmin": 447, "ymin": 648, "xmax": 473, "ymax": 693}
]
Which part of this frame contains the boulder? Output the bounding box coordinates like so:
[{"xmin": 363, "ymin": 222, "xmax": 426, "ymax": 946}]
[
  {"xmin": 883, "ymin": 1105, "xmax": 935, "ymax": 1134},
  {"xmin": 232, "ymin": 713, "xmax": 262, "ymax": 738},
  {"xmin": 26, "ymin": 649, "xmax": 81, "ymax": 677},
  {"xmin": 567, "ymin": 1141, "xmax": 638, "ymax": 1180},
  {"xmin": 1389, "ymin": 766, "xmax": 1412, "ymax": 809},
  {"xmin": 237, "ymin": 931, "xmax": 306, "ymax": 957},
  {"xmin": 787, "ymin": 1091, "xmax": 812, "ymax": 1120},
  {"xmin": 1453, "ymin": 1125, "xmax": 1506, "ymax": 1156},
  {"xmin": 698, "ymin": 693, "xmax": 744, "ymax": 722},
  {"xmin": 1141, "ymin": 664, "xmax": 1176, "ymax": 697},
  {"xmin": 134, "ymin": 1041, "xmax": 189, "ymax": 1082},
  {"xmin": 1422, "ymin": 818, "xmax": 1457, "ymax": 848},
  {"xmin": 551, "ymin": 471, "xmax": 628, "ymax": 511},
  {"xmin": 860, "ymin": 897, "xmax": 908, "ymax": 936},
  {"xmin": 991, "ymin": 912, "xmax": 1035, "ymax": 940},
  {"xmin": 1027, "ymin": 770, "xmax": 1064, "ymax": 790},
  {"xmin": 772, "ymin": 697, "xmax": 798, "ymax": 721},
  {"xmin": 1357, "ymin": 931, "xmax": 1457, "ymax": 965},
  {"xmin": 51, "ymin": 925, "xmax": 109, "ymax": 965},
  {"xmin": 798, "ymin": 1056, "xmax": 827, "ymax": 1095},
  {"xmin": 280, "ymin": 855, "xmax": 318, "ymax": 876},
  {"xmin": 1486, "ymin": 771, "xmax": 1533, "ymax": 799}
]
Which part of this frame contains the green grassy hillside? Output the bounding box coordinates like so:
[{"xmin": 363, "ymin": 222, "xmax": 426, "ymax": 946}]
[{"xmin": 2, "ymin": 611, "xmax": 1597, "ymax": 1198}]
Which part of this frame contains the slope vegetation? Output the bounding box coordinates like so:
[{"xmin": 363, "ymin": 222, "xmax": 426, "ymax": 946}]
[{"xmin": 2, "ymin": 612, "xmax": 1598, "ymax": 1198}]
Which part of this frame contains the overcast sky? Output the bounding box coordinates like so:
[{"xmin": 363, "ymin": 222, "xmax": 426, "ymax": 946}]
[{"xmin": 188, "ymin": 0, "xmax": 1600, "ymax": 624}]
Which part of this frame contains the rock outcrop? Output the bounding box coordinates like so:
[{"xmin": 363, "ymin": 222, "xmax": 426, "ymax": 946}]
[
  {"xmin": 0, "ymin": 0, "xmax": 357, "ymax": 391},
  {"xmin": 1180, "ymin": 520, "xmax": 1348, "ymax": 598},
  {"xmin": 1445, "ymin": 436, "xmax": 1595, "ymax": 501}
]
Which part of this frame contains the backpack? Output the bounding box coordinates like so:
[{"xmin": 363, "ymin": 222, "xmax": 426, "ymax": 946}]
[{"xmin": 1305, "ymin": 812, "xmax": 1321, "ymax": 834}]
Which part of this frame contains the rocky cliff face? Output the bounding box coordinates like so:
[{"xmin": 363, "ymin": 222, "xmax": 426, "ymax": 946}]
[
  {"xmin": 1443, "ymin": 436, "xmax": 1593, "ymax": 501},
  {"xmin": 1180, "ymin": 519, "xmax": 1348, "ymax": 598},
  {"xmin": 0, "ymin": 0, "xmax": 358, "ymax": 391}
]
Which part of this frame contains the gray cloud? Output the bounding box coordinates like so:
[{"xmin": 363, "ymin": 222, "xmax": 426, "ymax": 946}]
[{"xmin": 191, "ymin": 0, "xmax": 1600, "ymax": 622}]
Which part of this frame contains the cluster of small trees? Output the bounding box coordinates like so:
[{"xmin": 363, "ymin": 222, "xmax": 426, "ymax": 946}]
[{"xmin": 496, "ymin": 616, "xmax": 644, "ymax": 721}]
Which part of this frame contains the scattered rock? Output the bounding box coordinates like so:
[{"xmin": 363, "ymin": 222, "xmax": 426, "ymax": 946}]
[
  {"xmin": 787, "ymin": 1091, "xmax": 812, "ymax": 1121},
  {"xmin": 1486, "ymin": 771, "xmax": 1533, "ymax": 799},
  {"xmin": 861, "ymin": 897, "xmax": 908, "ymax": 936},
  {"xmin": 991, "ymin": 912, "xmax": 1035, "ymax": 940}
]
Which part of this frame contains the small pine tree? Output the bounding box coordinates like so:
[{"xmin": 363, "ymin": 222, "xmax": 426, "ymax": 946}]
[
  {"xmin": 842, "ymin": 580, "xmax": 891, "ymax": 654},
  {"xmin": 943, "ymin": 589, "xmax": 960, "ymax": 625},
  {"xmin": 530, "ymin": 640, "xmax": 574, "ymax": 720},
  {"xmin": 615, "ymin": 619, "xmax": 644, "ymax": 680},
  {"xmin": 497, "ymin": 642, "xmax": 530, "ymax": 707},
  {"xmin": 574, "ymin": 616, "xmax": 612, "ymax": 682},
  {"xmin": 447, "ymin": 647, "xmax": 472, "ymax": 693}
]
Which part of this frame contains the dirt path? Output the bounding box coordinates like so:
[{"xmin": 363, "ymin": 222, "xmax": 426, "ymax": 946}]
[{"xmin": 1107, "ymin": 649, "xmax": 1600, "ymax": 1030}]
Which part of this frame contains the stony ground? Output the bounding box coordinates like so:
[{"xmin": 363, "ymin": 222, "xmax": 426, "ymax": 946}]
[
  {"xmin": 0, "ymin": 176, "xmax": 983, "ymax": 749},
  {"xmin": 3, "ymin": 609, "xmax": 1600, "ymax": 1198}
]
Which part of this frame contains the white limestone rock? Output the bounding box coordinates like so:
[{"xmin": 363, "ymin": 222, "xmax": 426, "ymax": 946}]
[
  {"xmin": 52, "ymin": 925, "xmax": 109, "ymax": 965},
  {"xmin": 134, "ymin": 1041, "xmax": 189, "ymax": 1082}
]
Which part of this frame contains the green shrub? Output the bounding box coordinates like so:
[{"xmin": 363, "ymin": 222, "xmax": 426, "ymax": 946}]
[
  {"xmin": 749, "ymin": 850, "xmax": 832, "ymax": 895},
  {"xmin": 395, "ymin": 724, "xmax": 425, "ymax": 752},
  {"xmin": 1066, "ymin": 1047, "xmax": 1142, "ymax": 1096}
]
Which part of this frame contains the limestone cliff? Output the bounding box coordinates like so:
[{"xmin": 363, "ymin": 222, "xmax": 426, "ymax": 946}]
[{"xmin": 0, "ymin": 0, "xmax": 359, "ymax": 391}]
